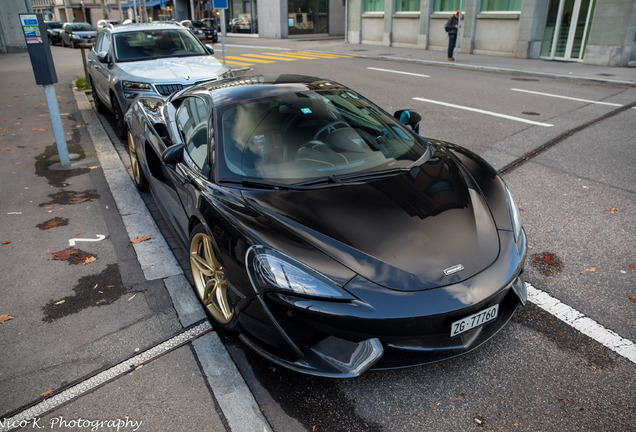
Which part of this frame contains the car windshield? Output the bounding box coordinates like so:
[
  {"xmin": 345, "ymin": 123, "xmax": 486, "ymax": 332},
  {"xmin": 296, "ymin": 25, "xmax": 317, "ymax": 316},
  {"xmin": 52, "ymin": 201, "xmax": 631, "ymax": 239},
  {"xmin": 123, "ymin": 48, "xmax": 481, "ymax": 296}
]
[
  {"xmin": 192, "ymin": 20, "xmax": 210, "ymax": 29},
  {"xmin": 47, "ymin": 22, "xmax": 63, "ymax": 29},
  {"xmin": 113, "ymin": 29, "xmax": 207, "ymax": 62},
  {"xmin": 219, "ymin": 89, "xmax": 430, "ymax": 184},
  {"xmin": 71, "ymin": 23, "xmax": 94, "ymax": 31}
]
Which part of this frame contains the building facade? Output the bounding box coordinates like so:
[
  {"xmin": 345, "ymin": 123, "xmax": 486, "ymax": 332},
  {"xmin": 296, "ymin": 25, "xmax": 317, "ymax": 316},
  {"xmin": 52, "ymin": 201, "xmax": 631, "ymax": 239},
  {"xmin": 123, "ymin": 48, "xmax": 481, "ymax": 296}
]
[{"xmin": 3, "ymin": 0, "xmax": 634, "ymax": 65}]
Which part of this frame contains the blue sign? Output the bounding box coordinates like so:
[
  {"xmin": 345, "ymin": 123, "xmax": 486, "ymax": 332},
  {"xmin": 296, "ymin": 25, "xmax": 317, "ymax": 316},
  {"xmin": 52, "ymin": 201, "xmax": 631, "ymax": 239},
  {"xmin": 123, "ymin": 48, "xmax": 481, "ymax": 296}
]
[
  {"xmin": 160, "ymin": 0, "xmax": 166, "ymax": 9},
  {"xmin": 213, "ymin": 0, "xmax": 228, "ymax": 9}
]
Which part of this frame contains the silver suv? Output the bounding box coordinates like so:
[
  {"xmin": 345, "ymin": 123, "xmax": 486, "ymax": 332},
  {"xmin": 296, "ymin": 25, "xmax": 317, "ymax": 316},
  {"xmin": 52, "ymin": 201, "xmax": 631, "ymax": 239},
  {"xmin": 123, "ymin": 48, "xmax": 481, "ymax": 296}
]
[{"xmin": 88, "ymin": 23, "xmax": 232, "ymax": 138}]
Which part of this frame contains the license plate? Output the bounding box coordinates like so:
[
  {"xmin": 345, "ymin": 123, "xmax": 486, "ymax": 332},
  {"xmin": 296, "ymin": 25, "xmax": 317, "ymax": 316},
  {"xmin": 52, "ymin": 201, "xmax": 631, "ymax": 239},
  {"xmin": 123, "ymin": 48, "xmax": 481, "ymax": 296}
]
[{"xmin": 450, "ymin": 304, "xmax": 499, "ymax": 337}]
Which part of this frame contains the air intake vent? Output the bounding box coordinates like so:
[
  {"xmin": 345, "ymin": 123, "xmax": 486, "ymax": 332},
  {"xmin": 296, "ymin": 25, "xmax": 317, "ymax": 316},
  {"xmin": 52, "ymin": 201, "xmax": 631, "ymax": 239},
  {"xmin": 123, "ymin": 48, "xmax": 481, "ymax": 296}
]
[{"xmin": 155, "ymin": 84, "xmax": 185, "ymax": 96}]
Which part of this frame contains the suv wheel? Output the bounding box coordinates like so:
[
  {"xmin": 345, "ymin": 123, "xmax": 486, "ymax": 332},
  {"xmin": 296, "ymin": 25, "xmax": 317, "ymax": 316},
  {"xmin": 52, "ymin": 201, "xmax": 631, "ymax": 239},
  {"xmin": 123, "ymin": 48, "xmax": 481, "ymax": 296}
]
[
  {"xmin": 90, "ymin": 78, "xmax": 107, "ymax": 113},
  {"xmin": 112, "ymin": 97, "xmax": 126, "ymax": 139}
]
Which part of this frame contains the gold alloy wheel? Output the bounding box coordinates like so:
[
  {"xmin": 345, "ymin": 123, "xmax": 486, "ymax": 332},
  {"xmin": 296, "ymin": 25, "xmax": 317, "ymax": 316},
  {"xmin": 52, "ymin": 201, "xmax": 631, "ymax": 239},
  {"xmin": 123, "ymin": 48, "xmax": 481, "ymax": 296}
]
[
  {"xmin": 127, "ymin": 131, "xmax": 142, "ymax": 185},
  {"xmin": 190, "ymin": 232, "xmax": 234, "ymax": 324}
]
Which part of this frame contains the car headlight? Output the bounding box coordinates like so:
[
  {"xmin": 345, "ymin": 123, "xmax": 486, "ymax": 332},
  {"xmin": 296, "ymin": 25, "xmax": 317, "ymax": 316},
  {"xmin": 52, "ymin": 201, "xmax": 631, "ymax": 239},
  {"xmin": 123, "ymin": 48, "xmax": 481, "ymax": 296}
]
[
  {"xmin": 505, "ymin": 186, "xmax": 522, "ymax": 242},
  {"xmin": 246, "ymin": 246, "xmax": 352, "ymax": 299},
  {"xmin": 122, "ymin": 81, "xmax": 153, "ymax": 92}
]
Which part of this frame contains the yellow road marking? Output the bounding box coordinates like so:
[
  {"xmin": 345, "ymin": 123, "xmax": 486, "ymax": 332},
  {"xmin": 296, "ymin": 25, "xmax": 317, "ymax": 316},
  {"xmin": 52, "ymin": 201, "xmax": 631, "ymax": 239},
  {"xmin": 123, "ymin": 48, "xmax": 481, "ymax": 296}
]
[
  {"xmin": 243, "ymin": 54, "xmax": 298, "ymax": 61},
  {"xmin": 224, "ymin": 60, "xmax": 254, "ymax": 66},
  {"xmin": 262, "ymin": 52, "xmax": 324, "ymax": 59},
  {"xmin": 226, "ymin": 56, "xmax": 274, "ymax": 64},
  {"xmin": 294, "ymin": 51, "xmax": 353, "ymax": 58}
]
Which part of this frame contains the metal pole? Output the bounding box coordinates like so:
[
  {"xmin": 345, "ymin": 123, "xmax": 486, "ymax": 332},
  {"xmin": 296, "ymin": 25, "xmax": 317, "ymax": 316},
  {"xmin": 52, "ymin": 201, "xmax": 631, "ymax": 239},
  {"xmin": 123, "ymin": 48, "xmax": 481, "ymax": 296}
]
[
  {"xmin": 25, "ymin": 0, "xmax": 34, "ymax": 12},
  {"xmin": 344, "ymin": 0, "xmax": 348, "ymax": 44},
  {"xmin": 220, "ymin": 8, "xmax": 226, "ymax": 65},
  {"xmin": 44, "ymin": 85, "xmax": 70, "ymax": 167},
  {"xmin": 81, "ymin": 0, "xmax": 87, "ymax": 22},
  {"xmin": 456, "ymin": 0, "xmax": 463, "ymax": 61}
]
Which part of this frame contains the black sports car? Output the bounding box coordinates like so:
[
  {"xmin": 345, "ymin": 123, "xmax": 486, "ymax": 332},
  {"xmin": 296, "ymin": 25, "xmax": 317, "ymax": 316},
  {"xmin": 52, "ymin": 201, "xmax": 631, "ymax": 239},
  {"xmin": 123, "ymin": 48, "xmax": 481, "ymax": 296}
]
[{"xmin": 124, "ymin": 75, "xmax": 527, "ymax": 377}]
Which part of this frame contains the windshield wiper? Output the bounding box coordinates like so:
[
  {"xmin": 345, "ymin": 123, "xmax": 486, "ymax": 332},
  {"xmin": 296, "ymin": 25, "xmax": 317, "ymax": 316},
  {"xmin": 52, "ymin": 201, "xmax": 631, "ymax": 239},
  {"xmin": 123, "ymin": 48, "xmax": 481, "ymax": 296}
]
[
  {"xmin": 294, "ymin": 168, "xmax": 410, "ymax": 187},
  {"xmin": 220, "ymin": 178, "xmax": 293, "ymax": 190}
]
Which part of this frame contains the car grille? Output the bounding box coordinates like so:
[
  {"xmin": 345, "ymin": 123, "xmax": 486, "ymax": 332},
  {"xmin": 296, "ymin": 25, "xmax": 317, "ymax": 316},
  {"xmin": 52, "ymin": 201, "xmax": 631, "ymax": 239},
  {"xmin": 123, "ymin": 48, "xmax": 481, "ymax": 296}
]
[{"xmin": 155, "ymin": 84, "xmax": 185, "ymax": 96}]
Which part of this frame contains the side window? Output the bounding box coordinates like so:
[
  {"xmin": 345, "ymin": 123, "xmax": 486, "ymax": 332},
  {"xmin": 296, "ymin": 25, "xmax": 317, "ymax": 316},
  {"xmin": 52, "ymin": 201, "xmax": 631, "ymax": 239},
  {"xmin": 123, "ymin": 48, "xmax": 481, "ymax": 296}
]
[
  {"xmin": 95, "ymin": 32, "xmax": 110, "ymax": 53},
  {"xmin": 175, "ymin": 96, "xmax": 210, "ymax": 175}
]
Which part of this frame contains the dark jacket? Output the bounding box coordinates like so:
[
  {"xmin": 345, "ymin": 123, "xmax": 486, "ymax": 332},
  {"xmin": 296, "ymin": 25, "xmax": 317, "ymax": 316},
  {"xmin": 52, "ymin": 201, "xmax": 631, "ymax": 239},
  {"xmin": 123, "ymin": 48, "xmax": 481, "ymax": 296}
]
[{"xmin": 445, "ymin": 15, "xmax": 458, "ymax": 35}]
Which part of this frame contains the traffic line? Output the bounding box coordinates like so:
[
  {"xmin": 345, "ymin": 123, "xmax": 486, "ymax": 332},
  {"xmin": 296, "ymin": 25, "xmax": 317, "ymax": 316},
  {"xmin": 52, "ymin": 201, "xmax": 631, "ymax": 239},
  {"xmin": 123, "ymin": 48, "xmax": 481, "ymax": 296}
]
[
  {"xmin": 261, "ymin": 51, "xmax": 324, "ymax": 59},
  {"xmin": 226, "ymin": 55, "xmax": 273, "ymax": 64},
  {"xmin": 243, "ymin": 54, "xmax": 298, "ymax": 61},
  {"xmin": 511, "ymin": 88, "xmax": 625, "ymax": 107},
  {"xmin": 367, "ymin": 67, "xmax": 430, "ymax": 78},
  {"xmin": 1, "ymin": 322, "xmax": 213, "ymax": 431},
  {"xmin": 413, "ymin": 97, "xmax": 554, "ymax": 127},
  {"xmin": 224, "ymin": 60, "xmax": 254, "ymax": 67},
  {"xmin": 294, "ymin": 51, "xmax": 352, "ymax": 58},
  {"xmin": 526, "ymin": 283, "xmax": 636, "ymax": 364}
]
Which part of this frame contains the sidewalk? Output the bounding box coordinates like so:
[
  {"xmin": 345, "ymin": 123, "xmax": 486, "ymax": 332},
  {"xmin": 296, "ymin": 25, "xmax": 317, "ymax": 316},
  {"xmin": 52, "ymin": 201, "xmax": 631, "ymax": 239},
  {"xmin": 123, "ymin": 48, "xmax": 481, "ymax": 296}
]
[
  {"xmin": 0, "ymin": 38, "xmax": 632, "ymax": 432},
  {"xmin": 0, "ymin": 49, "xmax": 269, "ymax": 432}
]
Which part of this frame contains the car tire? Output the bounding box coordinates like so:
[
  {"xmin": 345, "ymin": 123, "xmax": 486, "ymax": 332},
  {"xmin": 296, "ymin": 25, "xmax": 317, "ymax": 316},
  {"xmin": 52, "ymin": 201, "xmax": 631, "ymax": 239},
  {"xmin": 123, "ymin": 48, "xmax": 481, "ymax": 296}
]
[
  {"xmin": 70, "ymin": 39, "xmax": 75, "ymax": 49},
  {"xmin": 127, "ymin": 131, "xmax": 149, "ymax": 191},
  {"xmin": 61, "ymin": 37, "xmax": 65, "ymax": 47},
  {"xmin": 90, "ymin": 78, "xmax": 107, "ymax": 113},
  {"xmin": 189, "ymin": 224, "xmax": 238, "ymax": 330},
  {"xmin": 112, "ymin": 98, "xmax": 127, "ymax": 139}
]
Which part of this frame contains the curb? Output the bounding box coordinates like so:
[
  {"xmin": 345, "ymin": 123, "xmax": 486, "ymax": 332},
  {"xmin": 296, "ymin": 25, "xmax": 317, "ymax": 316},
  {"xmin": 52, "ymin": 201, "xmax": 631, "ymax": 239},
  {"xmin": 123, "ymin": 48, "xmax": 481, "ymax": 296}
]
[{"xmin": 73, "ymin": 89, "xmax": 272, "ymax": 432}]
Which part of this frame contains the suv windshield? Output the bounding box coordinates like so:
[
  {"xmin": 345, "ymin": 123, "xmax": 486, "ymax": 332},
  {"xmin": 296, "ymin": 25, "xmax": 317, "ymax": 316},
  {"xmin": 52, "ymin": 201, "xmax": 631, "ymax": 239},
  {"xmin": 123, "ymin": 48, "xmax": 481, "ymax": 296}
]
[
  {"xmin": 46, "ymin": 21, "xmax": 63, "ymax": 29},
  {"xmin": 220, "ymin": 89, "xmax": 430, "ymax": 183},
  {"xmin": 113, "ymin": 29, "xmax": 207, "ymax": 62}
]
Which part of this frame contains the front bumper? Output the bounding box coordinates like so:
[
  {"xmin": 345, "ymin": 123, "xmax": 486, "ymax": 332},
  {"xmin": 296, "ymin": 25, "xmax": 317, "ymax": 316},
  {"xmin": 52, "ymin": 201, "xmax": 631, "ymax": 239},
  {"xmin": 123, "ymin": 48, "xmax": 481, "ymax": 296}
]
[{"xmin": 236, "ymin": 230, "xmax": 527, "ymax": 377}]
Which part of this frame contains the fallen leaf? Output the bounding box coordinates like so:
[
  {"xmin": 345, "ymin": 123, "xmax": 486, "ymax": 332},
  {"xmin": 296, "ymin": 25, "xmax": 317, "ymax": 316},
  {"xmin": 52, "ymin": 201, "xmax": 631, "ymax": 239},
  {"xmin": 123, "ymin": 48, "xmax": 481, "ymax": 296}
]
[
  {"xmin": 0, "ymin": 148, "xmax": 10, "ymax": 151},
  {"xmin": 69, "ymin": 197, "xmax": 90, "ymax": 204},
  {"xmin": 15, "ymin": 161, "xmax": 23, "ymax": 165},
  {"xmin": 606, "ymin": 208, "xmax": 620, "ymax": 213},
  {"xmin": 49, "ymin": 248, "xmax": 79, "ymax": 261},
  {"xmin": 55, "ymin": 300, "xmax": 66, "ymax": 305},
  {"xmin": 33, "ymin": 128, "xmax": 47, "ymax": 132},
  {"xmin": 79, "ymin": 165, "xmax": 99, "ymax": 170},
  {"xmin": 579, "ymin": 267, "xmax": 596, "ymax": 274},
  {"xmin": 128, "ymin": 293, "xmax": 137, "ymax": 301},
  {"xmin": 131, "ymin": 235, "xmax": 151, "ymax": 244},
  {"xmin": 0, "ymin": 314, "xmax": 15, "ymax": 324},
  {"xmin": 627, "ymin": 293, "xmax": 636, "ymax": 303},
  {"xmin": 429, "ymin": 404, "xmax": 435, "ymax": 410},
  {"xmin": 40, "ymin": 385, "xmax": 55, "ymax": 397},
  {"xmin": 2, "ymin": 240, "xmax": 11, "ymax": 245},
  {"xmin": 46, "ymin": 207, "xmax": 64, "ymax": 213},
  {"xmin": 72, "ymin": 232, "xmax": 83, "ymax": 238},
  {"xmin": 40, "ymin": 217, "xmax": 66, "ymax": 229},
  {"xmin": 82, "ymin": 256, "xmax": 96, "ymax": 265},
  {"xmin": 629, "ymin": 264, "xmax": 636, "ymax": 269}
]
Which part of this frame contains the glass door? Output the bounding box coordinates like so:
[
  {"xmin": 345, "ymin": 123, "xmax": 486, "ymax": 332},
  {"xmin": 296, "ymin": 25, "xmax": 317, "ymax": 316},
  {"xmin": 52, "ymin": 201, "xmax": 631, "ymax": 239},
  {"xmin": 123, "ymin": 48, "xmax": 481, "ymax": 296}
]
[{"xmin": 540, "ymin": 0, "xmax": 595, "ymax": 61}]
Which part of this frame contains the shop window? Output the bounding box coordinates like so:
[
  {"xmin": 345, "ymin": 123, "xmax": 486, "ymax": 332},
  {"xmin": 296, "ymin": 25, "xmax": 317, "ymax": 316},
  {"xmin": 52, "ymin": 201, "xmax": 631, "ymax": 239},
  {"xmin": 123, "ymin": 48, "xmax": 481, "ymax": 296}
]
[
  {"xmin": 365, "ymin": 0, "xmax": 385, "ymax": 12},
  {"xmin": 396, "ymin": 0, "xmax": 420, "ymax": 12},
  {"xmin": 481, "ymin": 0, "xmax": 522, "ymax": 11}
]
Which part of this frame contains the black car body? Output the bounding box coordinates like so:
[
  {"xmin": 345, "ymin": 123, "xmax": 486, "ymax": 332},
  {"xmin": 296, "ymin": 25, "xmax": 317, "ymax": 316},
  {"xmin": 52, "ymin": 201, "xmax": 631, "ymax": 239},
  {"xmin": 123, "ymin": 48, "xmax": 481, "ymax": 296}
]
[
  {"xmin": 124, "ymin": 75, "xmax": 527, "ymax": 377},
  {"xmin": 45, "ymin": 21, "xmax": 64, "ymax": 45}
]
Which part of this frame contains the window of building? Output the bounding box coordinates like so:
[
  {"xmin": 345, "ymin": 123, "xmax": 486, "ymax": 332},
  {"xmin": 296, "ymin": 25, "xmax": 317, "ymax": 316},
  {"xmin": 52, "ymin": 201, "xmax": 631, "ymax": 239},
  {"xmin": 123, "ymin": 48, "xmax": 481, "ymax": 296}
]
[
  {"xmin": 434, "ymin": 0, "xmax": 461, "ymax": 12},
  {"xmin": 365, "ymin": 0, "xmax": 385, "ymax": 12},
  {"xmin": 481, "ymin": 0, "xmax": 522, "ymax": 12},
  {"xmin": 396, "ymin": 0, "xmax": 420, "ymax": 12}
]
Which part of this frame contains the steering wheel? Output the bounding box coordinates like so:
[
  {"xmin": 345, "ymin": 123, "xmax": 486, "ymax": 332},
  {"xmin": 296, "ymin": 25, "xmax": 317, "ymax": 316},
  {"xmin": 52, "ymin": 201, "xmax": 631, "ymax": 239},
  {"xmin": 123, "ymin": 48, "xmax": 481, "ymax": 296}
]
[{"xmin": 313, "ymin": 120, "xmax": 348, "ymax": 141}]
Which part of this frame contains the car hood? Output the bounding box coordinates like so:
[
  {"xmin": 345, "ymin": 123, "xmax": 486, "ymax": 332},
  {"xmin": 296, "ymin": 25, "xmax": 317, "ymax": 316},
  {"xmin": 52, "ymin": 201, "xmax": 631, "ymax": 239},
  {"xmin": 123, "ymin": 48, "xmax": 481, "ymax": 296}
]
[
  {"xmin": 241, "ymin": 148, "xmax": 500, "ymax": 292},
  {"xmin": 115, "ymin": 57, "xmax": 227, "ymax": 84}
]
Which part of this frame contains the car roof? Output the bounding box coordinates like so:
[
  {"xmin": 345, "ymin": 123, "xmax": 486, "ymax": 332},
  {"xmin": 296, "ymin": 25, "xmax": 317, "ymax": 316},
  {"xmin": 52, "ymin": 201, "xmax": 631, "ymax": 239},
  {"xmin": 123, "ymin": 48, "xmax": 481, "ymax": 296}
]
[{"xmin": 104, "ymin": 23, "xmax": 186, "ymax": 34}]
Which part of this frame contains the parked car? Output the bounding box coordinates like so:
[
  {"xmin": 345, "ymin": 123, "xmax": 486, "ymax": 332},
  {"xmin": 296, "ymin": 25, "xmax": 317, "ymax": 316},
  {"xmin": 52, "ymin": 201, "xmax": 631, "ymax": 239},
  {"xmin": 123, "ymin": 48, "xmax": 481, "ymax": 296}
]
[
  {"xmin": 180, "ymin": 20, "xmax": 217, "ymax": 43},
  {"xmin": 88, "ymin": 23, "xmax": 233, "ymax": 138},
  {"xmin": 124, "ymin": 74, "xmax": 528, "ymax": 377},
  {"xmin": 45, "ymin": 20, "xmax": 64, "ymax": 45},
  {"xmin": 97, "ymin": 19, "xmax": 120, "ymax": 29},
  {"xmin": 60, "ymin": 22, "xmax": 96, "ymax": 48}
]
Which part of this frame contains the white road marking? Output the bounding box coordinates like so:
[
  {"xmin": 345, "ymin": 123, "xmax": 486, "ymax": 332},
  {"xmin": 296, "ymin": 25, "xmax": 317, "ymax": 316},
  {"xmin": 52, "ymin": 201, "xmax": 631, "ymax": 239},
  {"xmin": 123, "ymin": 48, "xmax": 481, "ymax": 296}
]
[
  {"xmin": 68, "ymin": 234, "xmax": 106, "ymax": 247},
  {"xmin": 511, "ymin": 88, "xmax": 624, "ymax": 107},
  {"xmin": 413, "ymin": 97, "xmax": 554, "ymax": 127},
  {"xmin": 367, "ymin": 67, "xmax": 430, "ymax": 78},
  {"xmin": 526, "ymin": 283, "xmax": 636, "ymax": 364}
]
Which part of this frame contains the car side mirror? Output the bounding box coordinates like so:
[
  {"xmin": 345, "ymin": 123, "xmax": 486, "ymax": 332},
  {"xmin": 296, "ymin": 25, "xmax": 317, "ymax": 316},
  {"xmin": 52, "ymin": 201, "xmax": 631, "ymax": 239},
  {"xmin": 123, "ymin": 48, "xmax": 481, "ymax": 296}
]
[
  {"xmin": 205, "ymin": 44, "xmax": 214, "ymax": 55},
  {"xmin": 162, "ymin": 143, "xmax": 185, "ymax": 165},
  {"xmin": 394, "ymin": 109, "xmax": 422, "ymax": 134},
  {"xmin": 97, "ymin": 51, "xmax": 109, "ymax": 63}
]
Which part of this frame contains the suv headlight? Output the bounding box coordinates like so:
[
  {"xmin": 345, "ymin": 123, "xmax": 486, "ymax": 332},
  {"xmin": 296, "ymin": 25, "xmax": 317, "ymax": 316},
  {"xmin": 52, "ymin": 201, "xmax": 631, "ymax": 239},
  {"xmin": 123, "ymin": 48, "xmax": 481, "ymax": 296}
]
[
  {"xmin": 246, "ymin": 246, "xmax": 353, "ymax": 299},
  {"xmin": 122, "ymin": 81, "xmax": 154, "ymax": 98}
]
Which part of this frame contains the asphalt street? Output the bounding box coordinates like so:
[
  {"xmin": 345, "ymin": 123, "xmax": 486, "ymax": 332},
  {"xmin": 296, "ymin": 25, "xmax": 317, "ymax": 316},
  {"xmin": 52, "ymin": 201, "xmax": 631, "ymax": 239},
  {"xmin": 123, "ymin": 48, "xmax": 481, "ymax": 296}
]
[{"xmin": 0, "ymin": 35, "xmax": 634, "ymax": 432}]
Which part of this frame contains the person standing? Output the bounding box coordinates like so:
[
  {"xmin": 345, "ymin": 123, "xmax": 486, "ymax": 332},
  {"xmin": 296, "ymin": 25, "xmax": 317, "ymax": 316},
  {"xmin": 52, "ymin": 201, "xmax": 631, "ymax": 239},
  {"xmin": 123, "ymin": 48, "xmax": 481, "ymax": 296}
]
[{"xmin": 445, "ymin": 11, "xmax": 460, "ymax": 61}]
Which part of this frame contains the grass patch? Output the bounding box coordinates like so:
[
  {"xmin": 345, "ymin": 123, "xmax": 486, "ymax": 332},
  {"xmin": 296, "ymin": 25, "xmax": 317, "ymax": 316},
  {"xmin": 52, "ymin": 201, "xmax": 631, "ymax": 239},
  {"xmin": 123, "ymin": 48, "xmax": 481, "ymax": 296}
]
[{"xmin": 75, "ymin": 77, "xmax": 90, "ymax": 90}]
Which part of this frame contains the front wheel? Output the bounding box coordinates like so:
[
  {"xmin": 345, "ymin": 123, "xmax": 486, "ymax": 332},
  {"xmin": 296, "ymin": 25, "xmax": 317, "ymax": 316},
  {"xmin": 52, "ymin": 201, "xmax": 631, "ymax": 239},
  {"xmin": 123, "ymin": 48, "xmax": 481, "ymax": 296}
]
[
  {"xmin": 112, "ymin": 98, "xmax": 126, "ymax": 139},
  {"xmin": 189, "ymin": 224, "xmax": 237, "ymax": 329}
]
